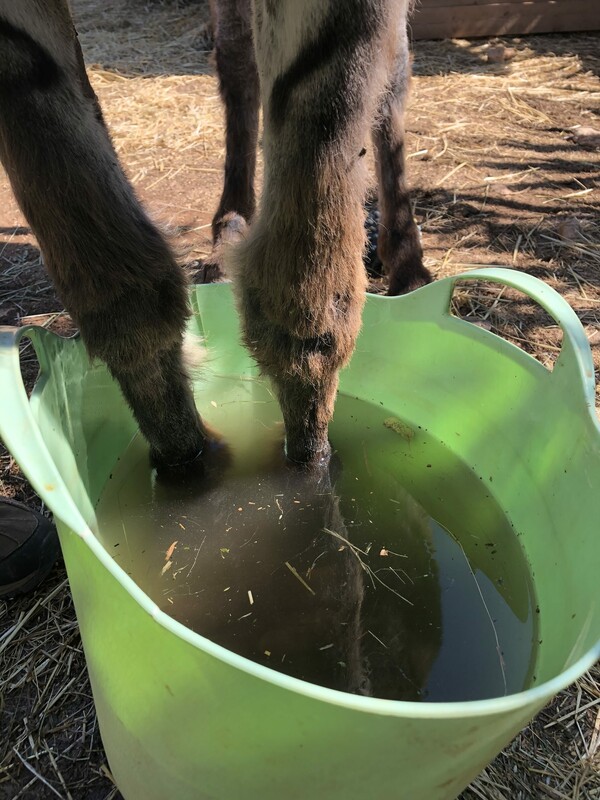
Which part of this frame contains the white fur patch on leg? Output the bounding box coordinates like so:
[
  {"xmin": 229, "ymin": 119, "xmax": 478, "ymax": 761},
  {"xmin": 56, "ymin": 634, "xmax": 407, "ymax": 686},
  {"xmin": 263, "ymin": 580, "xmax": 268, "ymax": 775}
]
[
  {"xmin": 182, "ymin": 331, "xmax": 209, "ymax": 377},
  {"xmin": 216, "ymin": 212, "xmax": 248, "ymax": 280}
]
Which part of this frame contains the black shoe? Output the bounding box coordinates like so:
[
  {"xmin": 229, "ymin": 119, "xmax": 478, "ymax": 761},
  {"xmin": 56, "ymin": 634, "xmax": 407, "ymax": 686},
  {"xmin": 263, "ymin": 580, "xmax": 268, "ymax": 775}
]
[{"xmin": 0, "ymin": 497, "xmax": 61, "ymax": 597}]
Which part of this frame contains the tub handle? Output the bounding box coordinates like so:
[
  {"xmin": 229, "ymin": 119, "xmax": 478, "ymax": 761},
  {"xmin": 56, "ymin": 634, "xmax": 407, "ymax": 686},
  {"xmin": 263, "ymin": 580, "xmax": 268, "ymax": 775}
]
[
  {"xmin": 0, "ymin": 325, "xmax": 89, "ymax": 534},
  {"xmin": 438, "ymin": 268, "xmax": 597, "ymax": 414}
]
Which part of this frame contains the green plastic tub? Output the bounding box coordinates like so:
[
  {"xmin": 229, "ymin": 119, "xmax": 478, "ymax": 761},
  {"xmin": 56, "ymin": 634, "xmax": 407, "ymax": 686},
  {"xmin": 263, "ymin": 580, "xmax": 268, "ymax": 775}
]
[{"xmin": 1, "ymin": 268, "xmax": 599, "ymax": 800}]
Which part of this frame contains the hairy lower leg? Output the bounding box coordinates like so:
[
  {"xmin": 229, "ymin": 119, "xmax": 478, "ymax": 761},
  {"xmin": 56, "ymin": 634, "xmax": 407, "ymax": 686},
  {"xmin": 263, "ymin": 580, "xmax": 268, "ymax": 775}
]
[
  {"xmin": 0, "ymin": 9, "xmax": 206, "ymax": 471},
  {"xmin": 211, "ymin": 0, "xmax": 259, "ymax": 241},
  {"xmin": 113, "ymin": 342, "xmax": 206, "ymax": 471},
  {"xmin": 231, "ymin": 165, "xmax": 366, "ymax": 467},
  {"xmin": 276, "ymin": 372, "xmax": 337, "ymax": 467},
  {"xmin": 373, "ymin": 109, "xmax": 431, "ymax": 295}
]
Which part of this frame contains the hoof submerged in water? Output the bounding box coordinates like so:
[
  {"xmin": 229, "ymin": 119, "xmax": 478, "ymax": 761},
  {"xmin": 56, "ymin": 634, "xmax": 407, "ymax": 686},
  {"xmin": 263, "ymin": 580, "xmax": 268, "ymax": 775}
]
[
  {"xmin": 151, "ymin": 430, "xmax": 231, "ymax": 486},
  {"xmin": 284, "ymin": 440, "xmax": 333, "ymax": 473}
]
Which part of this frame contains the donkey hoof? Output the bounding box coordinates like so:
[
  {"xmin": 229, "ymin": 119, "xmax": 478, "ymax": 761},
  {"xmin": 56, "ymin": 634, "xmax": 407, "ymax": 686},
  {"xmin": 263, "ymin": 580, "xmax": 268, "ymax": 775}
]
[
  {"xmin": 190, "ymin": 257, "xmax": 224, "ymax": 285},
  {"xmin": 284, "ymin": 439, "xmax": 333, "ymax": 471},
  {"xmin": 387, "ymin": 265, "xmax": 432, "ymax": 296},
  {"xmin": 151, "ymin": 432, "xmax": 232, "ymax": 485},
  {"xmin": 150, "ymin": 443, "xmax": 205, "ymax": 479}
]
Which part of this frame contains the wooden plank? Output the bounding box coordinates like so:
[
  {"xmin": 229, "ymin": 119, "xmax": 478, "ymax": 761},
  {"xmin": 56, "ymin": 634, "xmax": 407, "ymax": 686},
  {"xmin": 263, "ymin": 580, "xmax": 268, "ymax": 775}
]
[
  {"xmin": 410, "ymin": 0, "xmax": 600, "ymax": 40},
  {"xmin": 417, "ymin": 0, "xmax": 547, "ymax": 8},
  {"xmin": 411, "ymin": 1, "xmax": 600, "ymax": 38}
]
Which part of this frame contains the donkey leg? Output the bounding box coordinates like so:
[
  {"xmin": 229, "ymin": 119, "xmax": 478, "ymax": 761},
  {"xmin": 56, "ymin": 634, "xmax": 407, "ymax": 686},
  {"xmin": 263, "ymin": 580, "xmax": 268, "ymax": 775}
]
[
  {"xmin": 371, "ymin": 29, "xmax": 432, "ymax": 296},
  {"xmin": 230, "ymin": 0, "xmax": 398, "ymax": 466},
  {"xmin": 211, "ymin": 0, "xmax": 259, "ymax": 244},
  {"xmin": 240, "ymin": 298, "xmax": 344, "ymax": 466},
  {"xmin": 0, "ymin": 2, "xmax": 206, "ymax": 471}
]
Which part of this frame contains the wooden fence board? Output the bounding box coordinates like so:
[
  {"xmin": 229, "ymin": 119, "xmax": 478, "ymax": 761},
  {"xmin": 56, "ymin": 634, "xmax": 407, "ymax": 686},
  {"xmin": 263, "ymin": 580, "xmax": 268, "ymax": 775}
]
[
  {"xmin": 410, "ymin": 0, "xmax": 600, "ymax": 39},
  {"xmin": 417, "ymin": 0, "xmax": 541, "ymax": 8}
]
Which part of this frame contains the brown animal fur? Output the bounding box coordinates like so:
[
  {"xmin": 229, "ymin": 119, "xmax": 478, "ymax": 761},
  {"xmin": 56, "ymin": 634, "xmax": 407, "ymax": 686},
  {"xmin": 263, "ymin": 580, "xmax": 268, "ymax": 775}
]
[
  {"xmin": 1, "ymin": 2, "xmax": 441, "ymax": 706},
  {"xmin": 223, "ymin": 0, "xmax": 428, "ymax": 463},
  {"xmin": 0, "ymin": 0, "xmax": 429, "ymax": 472},
  {"xmin": 0, "ymin": 0, "xmax": 205, "ymax": 472},
  {"xmin": 210, "ymin": 0, "xmax": 430, "ymax": 296}
]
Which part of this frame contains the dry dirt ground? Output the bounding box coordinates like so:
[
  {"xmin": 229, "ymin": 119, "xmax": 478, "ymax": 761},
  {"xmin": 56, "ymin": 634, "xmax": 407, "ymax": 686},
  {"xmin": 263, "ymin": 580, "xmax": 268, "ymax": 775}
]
[{"xmin": 1, "ymin": 1, "xmax": 599, "ymax": 798}]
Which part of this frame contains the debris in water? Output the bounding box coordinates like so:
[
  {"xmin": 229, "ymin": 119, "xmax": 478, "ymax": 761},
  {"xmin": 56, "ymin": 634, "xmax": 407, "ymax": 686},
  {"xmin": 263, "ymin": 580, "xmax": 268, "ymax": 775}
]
[
  {"xmin": 383, "ymin": 417, "xmax": 415, "ymax": 441},
  {"xmin": 322, "ymin": 529, "xmax": 412, "ymax": 606},
  {"xmin": 185, "ymin": 536, "xmax": 206, "ymax": 578},
  {"xmin": 248, "ymin": 590, "xmax": 254, "ymax": 605},
  {"xmin": 362, "ymin": 441, "xmax": 372, "ymax": 476},
  {"xmin": 367, "ymin": 630, "xmax": 388, "ymax": 649},
  {"xmin": 161, "ymin": 560, "xmax": 173, "ymax": 576},
  {"xmin": 284, "ymin": 561, "xmax": 316, "ymax": 595},
  {"xmin": 381, "ymin": 547, "xmax": 407, "ymax": 558},
  {"xmin": 165, "ymin": 540, "xmax": 178, "ymax": 561}
]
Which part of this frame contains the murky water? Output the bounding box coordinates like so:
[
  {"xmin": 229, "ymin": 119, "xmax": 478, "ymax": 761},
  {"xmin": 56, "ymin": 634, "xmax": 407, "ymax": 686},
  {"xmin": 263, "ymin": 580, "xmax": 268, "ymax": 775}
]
[{"xmin": 95, "ymin": 378, "xmax": 538, "ymax": 702}]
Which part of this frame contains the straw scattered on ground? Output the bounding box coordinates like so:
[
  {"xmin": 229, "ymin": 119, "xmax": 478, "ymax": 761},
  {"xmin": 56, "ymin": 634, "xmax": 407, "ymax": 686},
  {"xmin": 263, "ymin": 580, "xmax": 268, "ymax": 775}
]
[{"xmin": 1, "ymin": 1, "xmax": 599, "ymax": 798}]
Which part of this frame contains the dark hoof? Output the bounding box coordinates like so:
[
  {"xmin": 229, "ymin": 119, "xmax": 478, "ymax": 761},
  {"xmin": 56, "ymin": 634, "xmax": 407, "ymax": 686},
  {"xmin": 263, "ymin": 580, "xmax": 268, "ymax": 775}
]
[
  {"xmin": 259, "ymin": 445, "xmax": 342, "ymax": 503},
  {"xmin": 152, "ymin": 434, "xmax": 232, "ymax": 487},
  {"xmin": 387, "ymin": 266, "xmax": 433, "ymax": 296},
  {"xmin": 150, "ymin": 441, "xmax": 205, "ymax": 480},
  {"xmin": 288, "ymin": 446, "xmax": 342, "ymax": 489},
  {"xmin": 363, "ymin": 196, "xmax": 432, "ymax": 294},
  {"xmin": 192, "ymin": 213, "xmax": 248, "ymax": 285},
  {"xmin": 213, "ymin": 211, "xmax": 248, "ymax": 246},
  {"xmin": 284, "ymin": 439, "xmax": 333, "ymax": 473},
  {"xmin": 190, "ymin": 257, "xmax": 224, "ymax": 285}
]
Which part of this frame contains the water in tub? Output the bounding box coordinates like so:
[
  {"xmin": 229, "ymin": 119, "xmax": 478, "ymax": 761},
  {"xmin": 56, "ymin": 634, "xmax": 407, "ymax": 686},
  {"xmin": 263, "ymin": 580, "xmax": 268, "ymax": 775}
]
[{"xmin": 95, "ymin": 378, "xmax": 538, "ymax": 702}]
